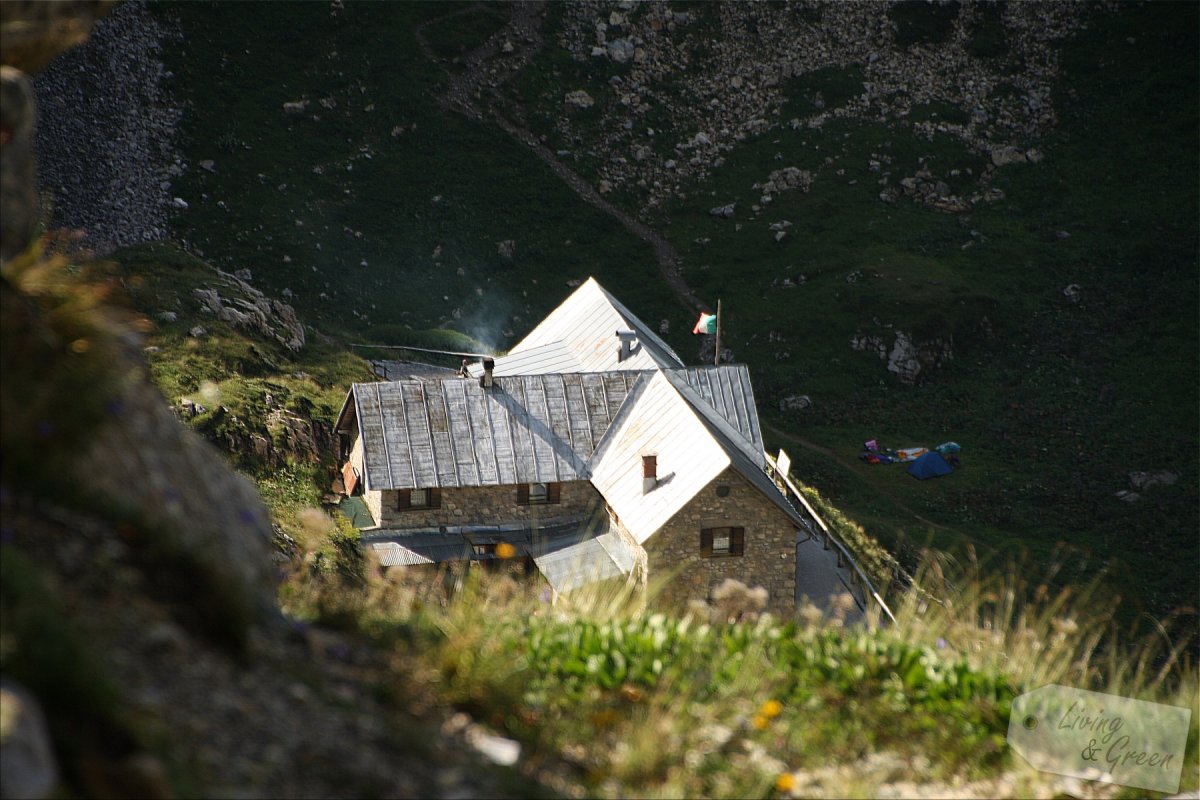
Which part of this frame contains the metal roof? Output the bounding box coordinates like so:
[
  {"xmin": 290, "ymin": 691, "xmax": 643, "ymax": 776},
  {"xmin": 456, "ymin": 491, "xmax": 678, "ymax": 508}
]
[
  {"xmin": 466, "ymin": 341, "xmax": 582, "ymax": 377},
  {"xmin": 588, "ymin": 371, "xmax": 734, "ymax": 544},
  {"xmin": 665, "ymin": 365, "xmax": 765, "ymax": 463},
  {"xmin": 337, "ymin": 276, "xmax": 806, "ymax": 547},
  {"xmin": 664, "ymin": 370, "xmax": 805, "ymax": 530},
  {"xmin": 371, "ymin": 360, "xmax": 460, "ymax": 381},
  {"xmin": 350, "ymin": 373, "xmax": 645, "ymax": 491},
  {"xmin": 502, "ymin": 278, "xmax": 684, "ymax": 373},
  {"xmin": 367, "ymin": 534, "xmax": 470, "ymax": 567},
  {"xmin": 533, "ymin": 531, "xmax": 638, "ymax": 594},
  {"xmin": 363, "ymin": 512, "xmax": 636, "ymax": 592}
]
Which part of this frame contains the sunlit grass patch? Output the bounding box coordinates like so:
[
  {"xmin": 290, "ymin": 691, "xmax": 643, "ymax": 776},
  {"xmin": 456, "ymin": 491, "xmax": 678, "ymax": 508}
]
[{"xmin": 276, "ymin": 521, "xmax": 1197, "ymax": 797}]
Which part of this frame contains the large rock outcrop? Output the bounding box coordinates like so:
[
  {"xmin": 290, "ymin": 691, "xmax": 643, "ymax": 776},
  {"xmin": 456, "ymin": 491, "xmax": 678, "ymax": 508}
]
[{"xmin": 193, "ymin": 269, "xmax": 307, "ymax": 352}]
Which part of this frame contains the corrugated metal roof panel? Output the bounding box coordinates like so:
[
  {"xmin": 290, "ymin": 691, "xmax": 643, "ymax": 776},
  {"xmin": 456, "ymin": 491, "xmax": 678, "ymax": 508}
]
[
  {"xmin": 364, "ymin": 516, "xmax": 627, "ymax": 582},
  {"xmin": 351, "ymin": 373, "xmax": 645, "ymax": 490},
  {"xmin": 533, "ymin": 531, "xmax": 636, "ymax": 594},
  {"xmin": 367, "ymin": 535, "xmax": 473, "ymax": 567}
]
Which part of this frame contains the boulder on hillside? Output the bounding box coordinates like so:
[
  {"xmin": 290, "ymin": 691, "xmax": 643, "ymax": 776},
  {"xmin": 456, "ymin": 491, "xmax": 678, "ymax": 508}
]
[
  {"xmin": 1128, "ymin": 470, "xmax": 1179, "ymax": 490},
  {"xmin": 990, "ymin": 145, "xmax": 1027, "ymax": 166},
  {"xmin": 564, "ymin": 89, "xmax": 594, "ymax": 110},
  {"xmin": 193, "ymin": 270, "xmax": 305, "ymax": 352}
]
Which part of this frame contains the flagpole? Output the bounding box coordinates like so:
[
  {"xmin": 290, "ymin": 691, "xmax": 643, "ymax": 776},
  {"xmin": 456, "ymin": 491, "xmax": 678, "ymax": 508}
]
[{"xmin": 714, "ymin": 299, "xmax": 722, "ymax": 365}]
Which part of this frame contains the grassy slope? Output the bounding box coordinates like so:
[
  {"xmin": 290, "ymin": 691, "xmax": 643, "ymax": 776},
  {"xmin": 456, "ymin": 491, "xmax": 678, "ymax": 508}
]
[
  {"xmin": 111, "ymin": 242, "xmax": 372, "ymax": 464},
  {"xmin": 155, "ymin": 2, "xmax": 1197, "ymax": 628}
]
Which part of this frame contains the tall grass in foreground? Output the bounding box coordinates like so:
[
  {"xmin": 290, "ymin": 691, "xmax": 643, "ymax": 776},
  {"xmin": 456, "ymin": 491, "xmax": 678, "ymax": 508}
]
[{"xmin": 279, "ymin": 528, "xmax": 1198, "ymax": 799}]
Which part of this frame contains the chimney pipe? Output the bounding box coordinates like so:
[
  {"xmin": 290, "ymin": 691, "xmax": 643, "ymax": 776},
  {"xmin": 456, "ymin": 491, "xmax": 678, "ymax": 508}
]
[
  {"xmin": 642, "ymin": 454, "xmax": 657, "ymax": 494},
  {"xmin": 617, "ymin": 329, "xmax": 637, "ymax": 362},
  {"xmin": 479, "ymin": 358, "xmax": 495, "ymax": 388}
]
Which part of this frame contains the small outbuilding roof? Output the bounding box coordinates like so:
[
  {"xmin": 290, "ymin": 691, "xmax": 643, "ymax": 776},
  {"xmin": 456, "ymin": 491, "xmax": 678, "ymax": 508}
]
[{"xmin": 362, "ymin": 513, "xmax": 638, "ymax": 593}]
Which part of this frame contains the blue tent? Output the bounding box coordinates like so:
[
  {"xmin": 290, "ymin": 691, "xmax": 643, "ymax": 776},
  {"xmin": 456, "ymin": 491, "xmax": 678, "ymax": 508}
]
[{"xmin": 907, "ymin": 451, "xmax": 954, "ymax": 480}]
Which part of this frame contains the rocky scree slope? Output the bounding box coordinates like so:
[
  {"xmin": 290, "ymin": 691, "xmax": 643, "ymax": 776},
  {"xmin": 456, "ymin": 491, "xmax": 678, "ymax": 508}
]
[{"xmin": 537, "ymin": 1, "xmax": 1084, "ymax": 217}]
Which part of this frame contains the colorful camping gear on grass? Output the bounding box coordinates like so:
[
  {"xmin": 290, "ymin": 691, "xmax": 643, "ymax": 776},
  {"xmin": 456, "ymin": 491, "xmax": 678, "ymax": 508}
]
[
  {"xmin": 692, "ymin": 312, "xmax": 717, "ymax": 334},
  {"xmin": 895, "ymin": 447, "xmax": 928, "ymax": 462},
  {"xmin": 908, "ymin": 451, "xmax": 954, "ymax": 480},
  {"xmin": 862, "ymin": 439, "xmax": 962, "ymax": 471}
]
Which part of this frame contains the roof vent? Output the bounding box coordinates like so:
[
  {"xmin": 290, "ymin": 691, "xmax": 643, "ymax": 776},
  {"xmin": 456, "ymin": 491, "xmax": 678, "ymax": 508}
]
[
  {"xmin": 479, "ymin": 358, "xmax": 495, "ymax": 388},
  {"xmin": 616, "ymin": 329, "xmax": 638, "ymax": 362}
]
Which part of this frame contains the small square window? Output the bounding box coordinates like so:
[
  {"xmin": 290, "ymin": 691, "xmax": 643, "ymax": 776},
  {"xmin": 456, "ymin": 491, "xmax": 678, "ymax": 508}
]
[
  {"xmin": 700, "ymin": 526, "xmax": 744, "ymax": 558},
  {"xmin": 519, "ymin": 482, "xmax": 560, "ymax": 505},
  {"xmin": 396, "ymin": 488, "xmax": 441, "ymax": 511}
]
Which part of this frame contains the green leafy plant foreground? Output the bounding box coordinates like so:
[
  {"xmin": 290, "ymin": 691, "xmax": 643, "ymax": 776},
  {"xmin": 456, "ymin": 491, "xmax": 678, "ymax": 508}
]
[{"xmin": 276, "ymin": 552, "xmax": 1198, "ymax": 799}]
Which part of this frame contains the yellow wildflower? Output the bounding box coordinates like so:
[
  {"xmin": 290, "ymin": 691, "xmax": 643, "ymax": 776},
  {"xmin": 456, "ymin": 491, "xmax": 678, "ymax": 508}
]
[
  {"xmin": 775, "ymin": 772, "xmax": 796, "ymax": 793},
  {"xmin": 496, "ymin": 542, "xmax": 516, "ymax": 559},
  {"xmin": 759, "ymin": 699, "xmax": 783, "ymax": 719},
  {"xmin": 751, "ymin": 714, "xmax": 769, "ymax": 730}
]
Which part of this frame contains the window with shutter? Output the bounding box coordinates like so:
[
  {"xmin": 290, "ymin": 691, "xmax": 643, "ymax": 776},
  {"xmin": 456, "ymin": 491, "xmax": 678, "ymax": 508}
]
[
  {"xmin": 700, "ymin": 526, "xmax": 745, "ymax": 558},
  {"xmin": 519, "ymin": 482, "xmax": 561, "ymax": 505},
  {"xmin": 397, "ymin": 488, "xmax": 440, "ymax": 511},
  {"xmin": 643, "ymin": 455, "xmax": 657, "ymax": 479}
]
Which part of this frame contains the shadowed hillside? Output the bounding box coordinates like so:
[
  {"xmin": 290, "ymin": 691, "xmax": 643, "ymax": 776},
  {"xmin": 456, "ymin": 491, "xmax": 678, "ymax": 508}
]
[{"xmin": 65, "ymin": 0, "xmax": 1191, "ymax": 628}]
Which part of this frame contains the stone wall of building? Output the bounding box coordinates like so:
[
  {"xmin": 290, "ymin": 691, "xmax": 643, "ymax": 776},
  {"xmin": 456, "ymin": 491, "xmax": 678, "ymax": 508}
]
[
  {"xmin": 643, "ymin": 467, "xmax": 797, "ymax": 616},
  {"xmin": 373, "ymin": 480, "xmax": 605, "ymax": 530}
]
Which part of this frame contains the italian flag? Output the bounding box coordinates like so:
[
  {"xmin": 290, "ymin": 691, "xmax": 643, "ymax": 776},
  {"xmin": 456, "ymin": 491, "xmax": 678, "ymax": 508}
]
[{"xmin": 692, "ymin": 312, "xmax": 717, "ymax": 334}]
